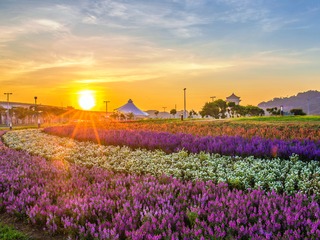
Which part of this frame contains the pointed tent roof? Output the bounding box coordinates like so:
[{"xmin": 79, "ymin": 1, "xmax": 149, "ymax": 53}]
[{"xmin": 116, "ymin": 99, "xmax": 149, "ymax": 116}]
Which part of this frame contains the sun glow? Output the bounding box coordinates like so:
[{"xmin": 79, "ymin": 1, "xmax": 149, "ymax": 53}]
[{"xmin": 78, "ymin": 90, "xmax": 95, "ymax": 110}]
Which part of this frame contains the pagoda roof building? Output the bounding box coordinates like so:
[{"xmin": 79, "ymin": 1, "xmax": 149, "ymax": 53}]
[{"xmin": 226, "ymin": 93, "xmax": 241, "ymax": 105}]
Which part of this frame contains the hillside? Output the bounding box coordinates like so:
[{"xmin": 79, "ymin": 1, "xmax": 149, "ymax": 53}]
[{"xmin": 258, "ymin": 90, "xmax": 320, "ymax": 115}]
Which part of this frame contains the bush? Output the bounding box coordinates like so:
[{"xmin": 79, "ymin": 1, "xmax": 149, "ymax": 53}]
[{"xmin": 290, "ymin": 109, "xmax": 306, "ymax": 116}]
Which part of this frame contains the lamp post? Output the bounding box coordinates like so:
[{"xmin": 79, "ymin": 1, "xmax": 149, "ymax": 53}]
[
  {"xmin": 4, "ymin": 92, "xmax": 12, "ymax": 126},
  {"xmin": 162, "ymin": 107, "xmax": 167, "ymax": 112},
  {"xmin": 34, "ymin": 96, "xmax": 37, "ymax": 109},
  {"xmin": 34, "ymin": 96, "xmax": 40, "ymax": 127},
  {"xmin": 104, "ymin": 100, "xmax": 110, "ymax": 116},
  {"xmin": 183, "ymin": 88, "xmax": 186, "ymax": 119},
  {"xmin": 210, "ymin": 96, "xmax": 216, "ymax": 102}
]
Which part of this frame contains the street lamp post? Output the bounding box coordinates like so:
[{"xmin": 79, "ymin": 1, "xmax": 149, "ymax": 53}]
[
  {"xmin": 4, "ymin": 92, "xmax": 12, "ymax": 126},
  {"xmin": 34, "ymin": 96, "xmax": 37, "ymax": 109},
  {"xmin": 34, "ymin": 96, "xmax": 40, "ymax": 127},
  {"xmin": 210, "ymin": 96, "xmax": 216, "ymax": 102},
  {"xmin": 183, "ymin": 88, "xmax": 186, "ymax": 119},
  {"xmin": 104, "ymin": 101, "xmax": 110, "ymax": 116},
  {"xmin": 162, "ymin": 107, "xmax": 167, "ymax": 112}
]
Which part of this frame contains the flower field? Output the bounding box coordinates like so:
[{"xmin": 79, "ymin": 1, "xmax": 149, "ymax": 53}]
[
  {"xmin": 63, "ymin": 119, "xmax": 320, "ymax": 141},
  {"xmin": 44, "ymin": 125, "xmax": 320, "ymax": 161},
  {"xmin": 3, "ymin": 129, "xmax": 320, "ymax": 196},
  {"xmin": 1, "ymin": 120, "xmax": 320, "ymax": 239}
]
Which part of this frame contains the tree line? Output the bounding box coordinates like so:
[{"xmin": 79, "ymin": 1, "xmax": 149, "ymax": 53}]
[
  {"xmin": 199, "ymin": 99, "xmax": 264, "ymax": 118},
  {"xmin": 266, "ymin": 107, "xmax": 306, "ymax": 116},
  {"xmin": 0, "ymin": 105, "xmax": 69, "ymax": 125}
]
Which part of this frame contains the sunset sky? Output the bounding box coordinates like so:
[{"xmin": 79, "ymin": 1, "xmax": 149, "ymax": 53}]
[{"xmin": 1, "ymin": 0, "xmax": 319, "ymax": 112}]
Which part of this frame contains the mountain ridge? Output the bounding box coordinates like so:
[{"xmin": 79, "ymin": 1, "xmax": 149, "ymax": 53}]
[{"xmin": 258, "ymin": 90, "xmax": 320, "ymax": 115}]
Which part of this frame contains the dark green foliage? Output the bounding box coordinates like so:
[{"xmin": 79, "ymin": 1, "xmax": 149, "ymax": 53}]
[
  {"xmin": 170, "ymin": 109, "xmax": 177, "ymax": 117},
  {"xmin": 199, "ymin": 102, "xmax": 220, "ymax": 118},
  {"xmin": 245, "ymin": 105, "xmax": 265, "ymax": 116},
  {"xmin": 199, "ymin": 99, "xmax": 226, "ymax": 118},
  {"xmin": 266, "ymin": 107, "xmax": 280, "ymax": 116},
  {"xmin": 200, "ymin": 100, "xmax": 264, "ymax": 118},
  {"xmin": 290, "ymin": 108, "xmax": 306, "ymax": 116},
  {"xmin": 186, "ymin": 211, "xmax": 198, "ymax": 227}
]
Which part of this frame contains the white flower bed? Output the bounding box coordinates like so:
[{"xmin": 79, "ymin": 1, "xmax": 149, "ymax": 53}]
[{"xmin": 3, "ymin": 129, "xmax": 320, "ymax": 196}]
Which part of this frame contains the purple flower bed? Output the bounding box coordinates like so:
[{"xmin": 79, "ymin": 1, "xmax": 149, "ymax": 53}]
[
  {"xmin": 1, "ymin": 144, "xmax": 320, "ymax": 239},
  {"xmin": 44, "ymin": 126, "xmax": 320, "ymax": 161}
]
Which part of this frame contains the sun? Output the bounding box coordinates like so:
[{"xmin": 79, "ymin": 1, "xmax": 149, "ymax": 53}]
[{"xmin": 78, "ymin": 90, "xmax": 95, "ymax": 110}]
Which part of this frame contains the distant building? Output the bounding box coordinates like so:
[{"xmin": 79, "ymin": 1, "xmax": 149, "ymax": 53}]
[
  {"xmin": 226, "ymin": 93, "xmax": 241, "ymax": 105},
  {"xmin": 115, "ymin": 99, "xmax": 149, "ymax": 117}
]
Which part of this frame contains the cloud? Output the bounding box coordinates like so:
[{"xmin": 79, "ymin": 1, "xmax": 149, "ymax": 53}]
[
  {"xmin": 259, "ymin": 18, "xmax": 299, "ymax": 32},
  {"xmin": 0, "ymin": 0, "xmax": 319, "ymax": 90},
  {"xmin": 32, "ymin": 19, "xmax": 64, "ymax": 31},
  {"xmin": 82, "ymin": 15, "xmax": 98, "ymax": 24},
  {"xmin": 85, "ymin": 1, "xmax": 130, "ymax": 19},
  {"xmin": 82, "ymin": 0, "xmax": 207, "ymax": 38},
  {"xmin": 0, "ymin": 18, "xmax": 69, "ymax": 47},
  {"xmin": 212, "ymin": 0, "xmax": 304, "ymax": 33}
]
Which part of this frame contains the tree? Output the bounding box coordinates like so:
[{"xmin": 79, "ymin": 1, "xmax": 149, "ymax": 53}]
[
  {"xmin": 215, "ymin": 99, "xmax": 227, "ymax": 112},
  {"xmin": 154, "ymin": 110, "xmax": 159, "ymax": 118},
  {"xmin": 245, "ymin": 105, "xmax": 265, "ymax": 116},
  {"xmin": 110, "ymin": 112, "xmax": 119, "ymax": 120},
  {"xmin": 233, "ymin": 105, "xmax": 247, "ymax": 117},
  {"xmin": 199, "ymin": 102, "xmax": 220, "ymax": 118},
  {"xmin": 126, "ymin": 112, "xmax": 134, "ymax": 120},
  {"xmin": 227, "ymin": 102, "xmax": 236, "ymax": 118},
  {"xmin": 170, "ymin": 109, "xmax": 177, "ymax": 118},
  {"xmin": 266, "ymin": 107, "xmax": 280, "ymax": 116},
  {"xmin": 200, "ymin": 99, "xmax": 229, "ymax": 118},
  {"xmin": 12, "ymin": 107, "xmax": 32, "ymax": 124},
  {"xmin": 118, "ymin": 113, "xmax": 126, "ymax": 120},
  {"xmin": 290, "ymin": 108, "xmax": 306, "ymax": 116},
  {"xmin": 227, "ymin": 102, "xmax": 236, "ymax": 108},
  {"xmin": 214, "ymin": 99, "xmax": 227, "ymax": 118},
  {"xmin": 188, "ymin": 109, "xmax": 197, "ymax": 118}
]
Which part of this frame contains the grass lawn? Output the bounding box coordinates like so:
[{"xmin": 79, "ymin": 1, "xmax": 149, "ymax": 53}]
[
  {"xmin": 0, "ymin": 125, "xmax": 41, "ymax": 131},
  {"xmin": 229, "ymin": 115, "xmax": 320, "ymax": 123}
]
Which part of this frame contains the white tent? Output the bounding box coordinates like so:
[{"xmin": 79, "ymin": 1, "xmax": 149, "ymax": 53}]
[{"xmin": 115, "ymin": 99, "xmax": 149, "ymax": 116}]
